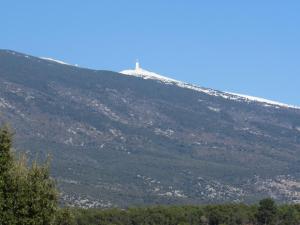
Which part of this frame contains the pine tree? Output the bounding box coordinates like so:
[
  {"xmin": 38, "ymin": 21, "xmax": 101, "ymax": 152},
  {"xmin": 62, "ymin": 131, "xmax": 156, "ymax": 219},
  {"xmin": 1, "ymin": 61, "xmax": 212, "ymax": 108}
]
[
  {"xmin": 0, "ymin": 125, "xmax": 58, "ymax": 225},
  {"xmin": 256, "ymin": 198, "xmax": 278, "ymax": 225},
  {"xmin": 0, "ymin": 125, "xmax": 15, "ymax": 224}
]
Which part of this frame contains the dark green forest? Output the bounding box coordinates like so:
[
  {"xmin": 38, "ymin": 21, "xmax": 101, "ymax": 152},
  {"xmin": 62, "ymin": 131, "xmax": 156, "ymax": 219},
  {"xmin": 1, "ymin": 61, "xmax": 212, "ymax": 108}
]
[
  {"xmin": 69, "ymin": 201, "xmax": 300, "ymax": 225},
  {"xmin": 1, "ymin": 125, "xmax": 300, "ymax": 225}
]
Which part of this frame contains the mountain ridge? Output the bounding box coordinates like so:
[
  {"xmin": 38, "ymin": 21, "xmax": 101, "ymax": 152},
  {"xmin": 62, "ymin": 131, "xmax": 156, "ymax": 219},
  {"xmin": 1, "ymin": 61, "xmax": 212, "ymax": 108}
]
[
  {"xmin": 121, "ymin": 62, "xmax": 300, "ymax": 110},
  {"xmin": 5, "ymin": 49, "xmax": 298, "ymax": 109}
]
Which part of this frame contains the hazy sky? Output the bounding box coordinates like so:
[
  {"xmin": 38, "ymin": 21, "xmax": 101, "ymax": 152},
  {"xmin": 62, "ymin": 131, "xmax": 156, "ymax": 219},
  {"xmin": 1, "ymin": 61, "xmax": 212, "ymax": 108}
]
[{"xmin": 1, "ymin": 1, "xmax": 299, "ymax": 105}]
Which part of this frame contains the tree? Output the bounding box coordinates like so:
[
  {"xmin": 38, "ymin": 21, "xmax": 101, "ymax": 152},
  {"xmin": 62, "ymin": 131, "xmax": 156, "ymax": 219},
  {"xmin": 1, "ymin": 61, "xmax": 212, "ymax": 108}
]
[
  {"xmin": 278, "ymin": 205, "xmax": 299, "ymax": 225},
  {"xmin": 0, "ymin": 125, "xmax": 15, "ymax": 224},
  {"xmin": 256, "ymin": 198, "xmax": 278, "ymax": 225},
  {"xmin": 0, "ymin": 125, "xmax": 58, "ymax": 225},
  {"xmin": 54, "ymin": 208, "xmax": 76, "ymax": 225}
]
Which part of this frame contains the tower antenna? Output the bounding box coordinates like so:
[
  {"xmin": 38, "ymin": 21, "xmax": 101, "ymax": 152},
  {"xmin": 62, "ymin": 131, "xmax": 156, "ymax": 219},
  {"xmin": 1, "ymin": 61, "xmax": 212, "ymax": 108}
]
[{"xmin": 135, "ymin": 59, "xmax": 140, "ymax": 71}]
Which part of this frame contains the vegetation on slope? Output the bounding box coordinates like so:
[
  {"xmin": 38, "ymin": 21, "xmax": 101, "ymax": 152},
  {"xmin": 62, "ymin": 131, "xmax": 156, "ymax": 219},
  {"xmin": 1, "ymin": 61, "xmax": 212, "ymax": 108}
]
[
  {"xmin": 69, "ymin": 202, "xmax": 300, "ymax": 225},
  {"xmin": 0, "ymin": 125, "xmax": 58, "ymax": 224},
  {"xmin": 1, "ymin": 125, "xmax": 300, "ymax": 225}
]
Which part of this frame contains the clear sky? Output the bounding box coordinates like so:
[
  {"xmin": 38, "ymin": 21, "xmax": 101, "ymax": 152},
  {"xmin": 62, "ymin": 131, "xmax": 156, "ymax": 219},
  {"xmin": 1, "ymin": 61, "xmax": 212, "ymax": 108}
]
[{"xmin": 1, "ymin": 1, "xmax": 299, "ymax": 105}]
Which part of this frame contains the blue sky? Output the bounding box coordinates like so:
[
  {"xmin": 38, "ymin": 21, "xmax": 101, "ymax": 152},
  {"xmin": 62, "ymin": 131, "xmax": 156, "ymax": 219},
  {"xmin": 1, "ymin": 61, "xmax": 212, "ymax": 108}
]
[{"xmin": 1, "ymin": 1, "xmax": 299, "ymax": 105}]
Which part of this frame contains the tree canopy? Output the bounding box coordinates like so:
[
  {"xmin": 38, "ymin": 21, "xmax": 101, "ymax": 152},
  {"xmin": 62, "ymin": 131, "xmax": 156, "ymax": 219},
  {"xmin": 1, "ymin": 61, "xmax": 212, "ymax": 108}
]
[{"xmin": 0, "ymin": 125, "xmax": 58, "ymax": 225}]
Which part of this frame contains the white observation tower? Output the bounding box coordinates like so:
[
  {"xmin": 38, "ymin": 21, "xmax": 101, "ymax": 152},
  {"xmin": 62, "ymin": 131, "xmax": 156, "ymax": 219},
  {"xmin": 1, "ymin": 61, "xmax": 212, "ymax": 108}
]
[{"xmin": 135, "ymin": 59, "xmax": 140, "ymax": 71}]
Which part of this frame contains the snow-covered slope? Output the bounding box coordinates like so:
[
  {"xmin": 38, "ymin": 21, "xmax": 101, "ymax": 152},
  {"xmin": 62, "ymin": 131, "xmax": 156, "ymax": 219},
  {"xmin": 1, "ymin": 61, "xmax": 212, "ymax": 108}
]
[
  {"xmin": 40, "ymin": 57, "xmax": 71, "ymax": 65},
  {"xmin": 226, "ymin": 92, "xmax": 300, "ymax": 109},
  {"xmin": 121, "ymin": 63, "xmax": 300, "ymax": 110},
  {"xmin": 40, "ymin": 57, "xmax": 79, "ymax": 67}
]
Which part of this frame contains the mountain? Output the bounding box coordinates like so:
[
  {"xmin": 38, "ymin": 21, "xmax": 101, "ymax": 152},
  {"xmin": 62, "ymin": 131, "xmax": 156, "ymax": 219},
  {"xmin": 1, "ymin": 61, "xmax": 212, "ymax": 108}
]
[
  {"xmin": 121, "ymin": 61, "xmax": 299, "ymax": 109},
  {"xmin": 0, "ymin": 50, "xmax": 300, "ymax": 208}
]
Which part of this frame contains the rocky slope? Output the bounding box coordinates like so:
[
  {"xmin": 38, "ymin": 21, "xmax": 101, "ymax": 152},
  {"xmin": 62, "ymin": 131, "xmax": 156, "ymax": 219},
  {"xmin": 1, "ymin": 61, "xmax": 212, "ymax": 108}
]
[{"xmin": 0, "ymin": 50, "xmax": 300, "ymax": 207}]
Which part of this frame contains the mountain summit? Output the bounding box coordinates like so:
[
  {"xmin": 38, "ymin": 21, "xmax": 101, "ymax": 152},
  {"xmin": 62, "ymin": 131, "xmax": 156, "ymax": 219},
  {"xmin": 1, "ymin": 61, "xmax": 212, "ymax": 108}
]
[
  {"xmin": 121, "ymin": 61, "xmax": 299, "ymax": 110},
  {"xmin": 121, "ymin": 61, "xmax": 180, "ymax": 84},
  {"xmin": 1, "ymin": 50, "xmax": 300, "ymax": 207}
]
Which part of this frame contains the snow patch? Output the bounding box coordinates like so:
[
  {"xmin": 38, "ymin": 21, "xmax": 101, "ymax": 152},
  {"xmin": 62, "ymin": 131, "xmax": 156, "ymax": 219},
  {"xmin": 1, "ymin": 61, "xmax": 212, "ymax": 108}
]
[
  {"xmin": 121, "ymin": 67, "xmax": 179, "ymax": 84},
  {"xmin": 227, "ymin": 92, "xmax": 300, "ymax": 110},
  {"xmin": 120, "ymin": 65, "xmax": 300, "ymax": 110},
  {"xmin": 40, "ymin": 57, "xmax": 71, "ymax": 66}
]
